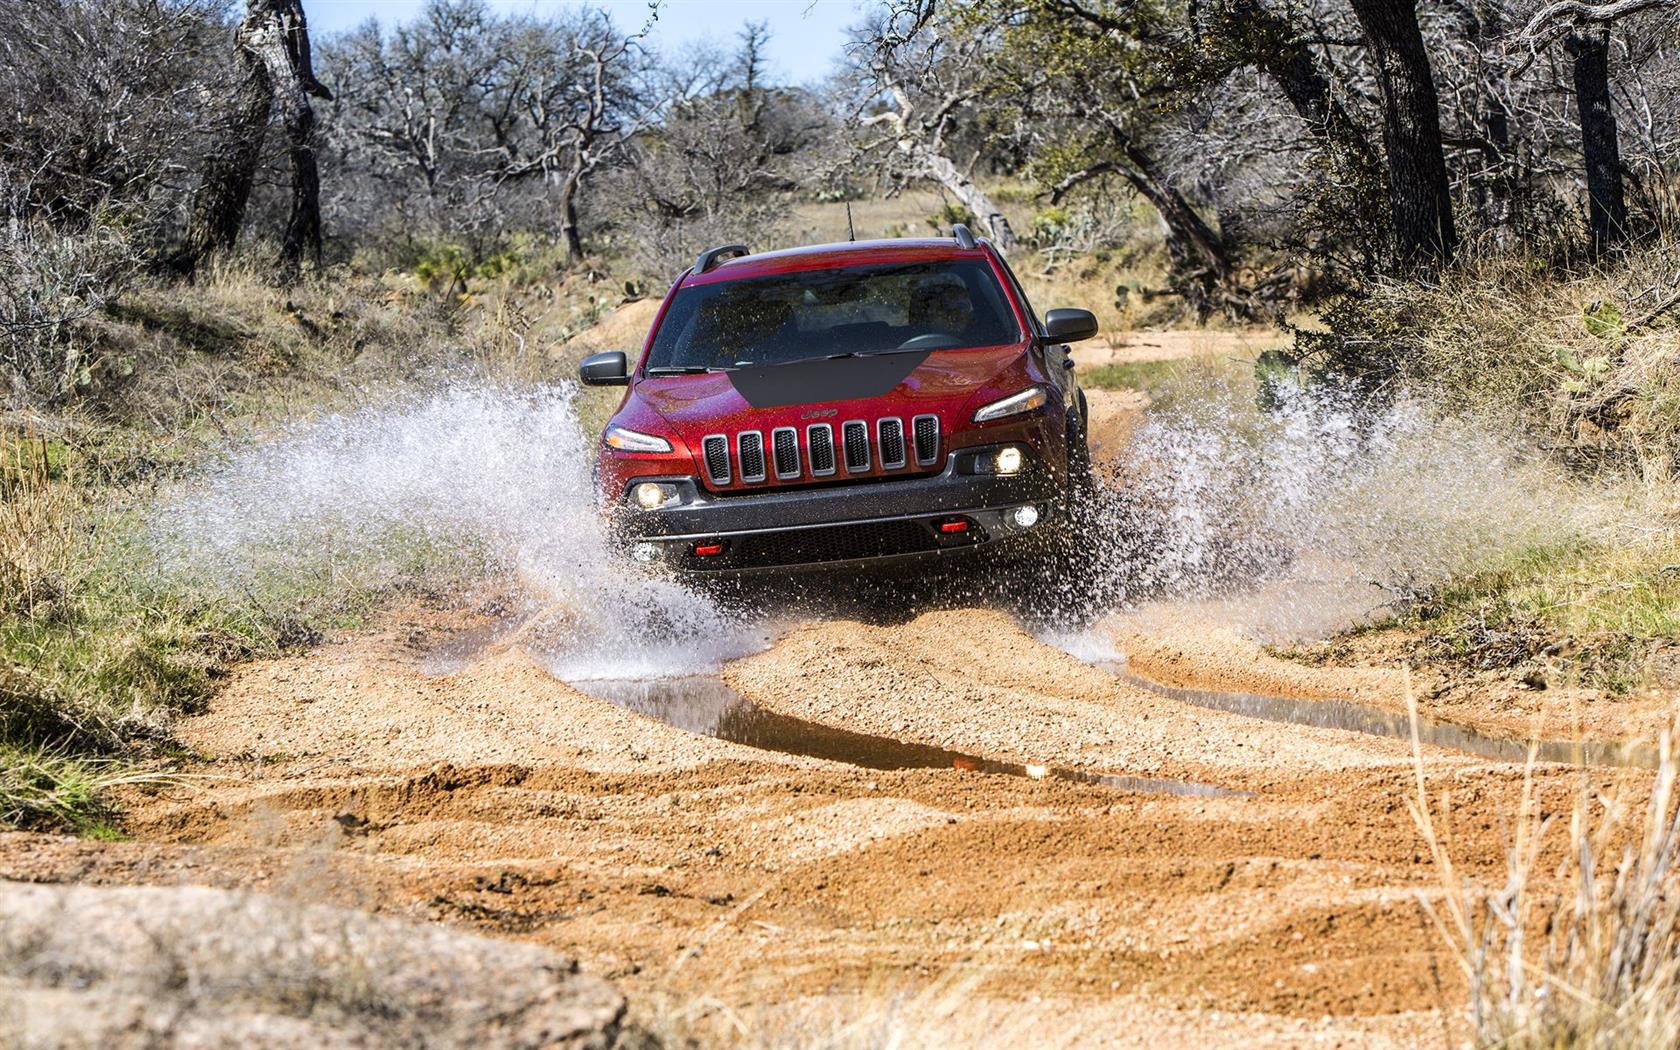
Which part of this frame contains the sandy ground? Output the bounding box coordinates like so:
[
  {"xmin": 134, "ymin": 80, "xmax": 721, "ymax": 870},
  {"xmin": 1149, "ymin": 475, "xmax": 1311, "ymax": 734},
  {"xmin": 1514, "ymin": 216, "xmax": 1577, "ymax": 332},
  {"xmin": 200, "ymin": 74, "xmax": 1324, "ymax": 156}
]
[
  {"xmin": 4, "ymin": 322, "xmax": 1663, "ymax": 1048},
  {"xmin": 7, "ymin": 597, "xmax": 1653, "ymax": 1048},
  {"xmin": 1073, "ymin": 329, "xmax": 1283, "ymax": 368}
]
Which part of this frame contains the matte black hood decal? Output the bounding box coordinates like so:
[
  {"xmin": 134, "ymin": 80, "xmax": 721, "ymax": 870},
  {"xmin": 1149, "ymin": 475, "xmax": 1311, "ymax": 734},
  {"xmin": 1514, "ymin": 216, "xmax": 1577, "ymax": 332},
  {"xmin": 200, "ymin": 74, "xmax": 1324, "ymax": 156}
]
[{"xmin": 727, "ymin": 352, "xmax": 933, "ymax": 409}]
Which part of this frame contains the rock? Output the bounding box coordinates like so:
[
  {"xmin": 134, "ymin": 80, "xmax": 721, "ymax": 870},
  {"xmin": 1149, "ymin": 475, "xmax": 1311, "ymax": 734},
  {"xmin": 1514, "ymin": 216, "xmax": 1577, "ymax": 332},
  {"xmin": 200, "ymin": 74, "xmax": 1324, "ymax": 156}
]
[{"xmin": 0, "ymin": 881, "xmax": 655, "ymax": 1050}]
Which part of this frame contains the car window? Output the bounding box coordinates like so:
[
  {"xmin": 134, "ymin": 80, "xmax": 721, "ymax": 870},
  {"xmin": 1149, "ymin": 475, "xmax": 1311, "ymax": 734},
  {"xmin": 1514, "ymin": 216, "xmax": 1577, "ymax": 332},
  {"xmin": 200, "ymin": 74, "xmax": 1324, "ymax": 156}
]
[{"xmin": 645, "ymin": 260, "xmax": 1022, "ymax": 371}]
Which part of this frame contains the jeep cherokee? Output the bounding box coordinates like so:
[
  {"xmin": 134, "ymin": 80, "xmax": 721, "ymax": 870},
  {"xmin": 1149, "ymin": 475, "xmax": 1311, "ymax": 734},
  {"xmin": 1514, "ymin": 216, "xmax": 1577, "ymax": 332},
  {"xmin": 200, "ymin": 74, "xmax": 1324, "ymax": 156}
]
[{"xmin": 579, "ymin": 225, "xmax": 1099, "ymax": 574}]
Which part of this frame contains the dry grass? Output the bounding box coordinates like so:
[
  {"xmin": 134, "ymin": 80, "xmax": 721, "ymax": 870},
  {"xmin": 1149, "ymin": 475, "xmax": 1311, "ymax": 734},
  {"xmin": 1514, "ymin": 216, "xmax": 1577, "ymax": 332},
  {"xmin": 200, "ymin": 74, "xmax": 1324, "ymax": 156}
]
[
  {"xmin": 1411, "ymin": 678, "xmax": 1680, "ymax": 1048},
  {"xmin": 0, "ymin": 259, "xmax": 640, "ymax": 834},
  {"xmin": 0, "ymin": 435, "xmax": 80, "ymax": 620},
  {"xmin": 1309, "ymin": 241, "xmax": 1680, "ymax": 479}
]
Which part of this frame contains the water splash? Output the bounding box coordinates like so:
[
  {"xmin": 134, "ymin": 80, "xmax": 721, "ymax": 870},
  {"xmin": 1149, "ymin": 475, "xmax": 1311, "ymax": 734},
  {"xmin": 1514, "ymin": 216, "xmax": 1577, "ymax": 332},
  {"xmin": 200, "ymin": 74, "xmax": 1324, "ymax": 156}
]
[
  {"xmin": 1074, "ymin": 375, "xmax": 1605, "ymax": 641},
  {"xmin": 149, "ymin": 383, "xmax": 765, "ymax": 678}
]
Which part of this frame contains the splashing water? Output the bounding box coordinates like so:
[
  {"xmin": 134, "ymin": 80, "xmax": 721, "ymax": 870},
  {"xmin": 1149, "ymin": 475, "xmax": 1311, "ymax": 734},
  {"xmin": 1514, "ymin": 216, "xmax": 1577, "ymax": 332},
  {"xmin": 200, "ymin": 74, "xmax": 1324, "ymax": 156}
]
[
  {"xmin": 150, "ymin": 372, "xmax": 1609, "ymax": 673},
  {"xmin": 1075, "ymin": 374, "xmax": 1605, "ymax": 642},
  {"xmin": 149, "ymin": 383, "xmax": 766, "ymax": 678}
]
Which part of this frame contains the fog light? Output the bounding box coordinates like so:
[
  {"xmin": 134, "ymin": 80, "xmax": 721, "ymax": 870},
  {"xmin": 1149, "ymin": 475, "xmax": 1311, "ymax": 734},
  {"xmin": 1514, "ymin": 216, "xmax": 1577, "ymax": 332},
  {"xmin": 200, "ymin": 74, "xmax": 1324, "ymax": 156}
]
[
  {"xmin": 994, "ymin": 447, "xmax": 1024, "ymax": 475},
  {"xmin": 630, "ymin": 543, "xmax": 661, "ymax": 563},
  {"xmin": 632, "ymin": 482, "xmax": 679, "ymax": 510},
  {"xmin": 1011, "ymin": 505, "xmax": 1039, "ymax": 529}
]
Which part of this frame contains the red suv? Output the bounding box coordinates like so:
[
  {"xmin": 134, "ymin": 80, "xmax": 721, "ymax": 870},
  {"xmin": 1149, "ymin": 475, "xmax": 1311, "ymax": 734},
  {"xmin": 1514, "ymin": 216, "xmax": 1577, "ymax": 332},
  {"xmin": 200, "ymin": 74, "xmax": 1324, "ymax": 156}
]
[{"xmin": 580, "ymin": 225, "xmax": 1098, "ymax": 574}]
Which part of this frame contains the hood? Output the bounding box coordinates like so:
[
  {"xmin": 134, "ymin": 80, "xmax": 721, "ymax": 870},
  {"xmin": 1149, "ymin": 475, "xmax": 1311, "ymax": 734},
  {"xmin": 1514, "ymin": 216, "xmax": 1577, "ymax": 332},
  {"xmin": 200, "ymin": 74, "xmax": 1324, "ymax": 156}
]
[{"xmin": 633, "ymin": 341, "xmax": 1030, "ymax": 433}]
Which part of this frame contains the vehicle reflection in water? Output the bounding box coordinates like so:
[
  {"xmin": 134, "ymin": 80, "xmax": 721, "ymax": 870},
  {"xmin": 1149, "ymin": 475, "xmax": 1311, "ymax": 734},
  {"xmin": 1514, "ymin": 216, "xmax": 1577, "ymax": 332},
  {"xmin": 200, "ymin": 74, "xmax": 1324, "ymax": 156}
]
[{"xmin": 568, "ymin": 674, "xmax": 1242, "ymax": 797}]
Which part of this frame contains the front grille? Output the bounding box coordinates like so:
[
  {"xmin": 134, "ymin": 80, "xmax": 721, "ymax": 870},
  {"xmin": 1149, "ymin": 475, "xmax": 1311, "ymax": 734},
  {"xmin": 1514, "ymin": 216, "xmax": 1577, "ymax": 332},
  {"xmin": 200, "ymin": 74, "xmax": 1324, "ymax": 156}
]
[
  {"xmin": 690, "ymin": 519, "xmax": 947, "ymax": 570},
  {"xmin": 808, "ymin": 424, "xmax": 836, "ymax": 475},
  {"xmin": 702, "ymin": 435, "xmax": 730, "ymax": 485},
  {"xmin": 913, "ymin": 414, "xmax": 940, "ymax": 466},
  {"xmin": 842, "ymin": 420, "xmax": 870, "ymax": 473},
  {"xmin": 698, "ymin": 415, "xmax": 938, "ymax": 489},
  {"xmin": 877, "ymin": 418, "xmax": 906, "ymax": 469},
  {"xmin": 738, "ymin": 431, "xmax": 767, "ymax": 482},
  {"xmin": 772, "ymin": 427, "xmax": 800, "ymax": 479}
]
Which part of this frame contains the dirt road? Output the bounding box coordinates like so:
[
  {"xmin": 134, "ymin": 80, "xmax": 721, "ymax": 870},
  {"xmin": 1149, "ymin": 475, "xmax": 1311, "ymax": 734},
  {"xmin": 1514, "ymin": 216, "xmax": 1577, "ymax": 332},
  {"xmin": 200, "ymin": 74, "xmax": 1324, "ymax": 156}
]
[{"xmin": 7, "ymin": 594, "xmax": 1645, "ymax": 1048}]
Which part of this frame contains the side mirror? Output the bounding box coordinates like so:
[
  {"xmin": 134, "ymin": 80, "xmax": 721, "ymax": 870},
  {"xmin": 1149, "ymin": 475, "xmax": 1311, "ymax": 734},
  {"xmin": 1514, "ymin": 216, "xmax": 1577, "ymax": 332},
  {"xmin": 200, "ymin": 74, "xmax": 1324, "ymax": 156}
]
[
  {"xmin": 579, "ymin": 351, "xmax": 630, "ymax": 386},
  {"xmin": 1043, "ymin": 308, "xmax": 1099, "ymax": 344}
]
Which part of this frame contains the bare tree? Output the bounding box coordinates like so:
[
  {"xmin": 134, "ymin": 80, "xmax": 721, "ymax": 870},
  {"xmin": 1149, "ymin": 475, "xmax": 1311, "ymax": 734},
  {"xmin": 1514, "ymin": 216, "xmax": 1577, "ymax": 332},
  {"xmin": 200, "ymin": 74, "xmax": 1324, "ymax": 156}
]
[
  {"xmin": 1522, "ymin": 0, "xmax": 1677, "ymax": 251},
  {"xmin": 848, "ymin": 4, "xmax": 1019, "ymax": 252},
  {"xmin": 0, "ymin": 0, "xmax": 228, "ymax": 240},
  {"xmin": 178, "ymin": 0, "xmax": 331, "ymax": 277},
  {"xmin": 485, "ymin": 9, "xmax": 647, "ymax": 264},
  {"xmin": 609, "ymin": 24, "xmax": 833, "ymax": 274},
  {"xmin": 318, "ymin": 0, "xmax": 646, "ymax": 265}
]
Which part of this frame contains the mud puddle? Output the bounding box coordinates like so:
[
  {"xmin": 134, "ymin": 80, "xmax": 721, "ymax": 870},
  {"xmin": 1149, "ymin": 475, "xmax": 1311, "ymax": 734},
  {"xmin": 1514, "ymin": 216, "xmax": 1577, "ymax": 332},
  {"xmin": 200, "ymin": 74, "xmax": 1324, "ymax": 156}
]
[
  {"xmin": 1108, "ymin": 664, "xmax": 1658, "ymax": 769},
  {"xmin": 569, "ymin": 674, "xmax": 1240, "ymax": 797}
]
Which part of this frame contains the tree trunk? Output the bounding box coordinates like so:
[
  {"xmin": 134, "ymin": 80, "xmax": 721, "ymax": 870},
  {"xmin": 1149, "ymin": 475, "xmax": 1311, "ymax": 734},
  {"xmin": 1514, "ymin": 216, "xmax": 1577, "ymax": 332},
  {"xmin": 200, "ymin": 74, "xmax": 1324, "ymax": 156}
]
[
  {"xmin": 920, "ymin": 152, "xmax": 1019, "ymax": 253},
  {"xmin": 1566, "ymin": 28, "xmax": 1628, "ymax": 254},
  {"xmin": 174, "ymin": 30, "xmax": 273, "ymax": 276},
  {"xmin": 1348, "ymin": 0, "xmax": 1458, "ymax": 267},
  {"xmin": 1109, "ymin": 135, "xmax": 1246, "ymax": 321},
  {"xmin": 244, "ymin": 0, "xmax": 330, "ymax": 275},
  {"xmin": 559, "ymin": 170, "xmax": 585, "ymax": 266},
  {"xmin": 176, "ymin": 0, "xmax": 328, "ymax": 279}
]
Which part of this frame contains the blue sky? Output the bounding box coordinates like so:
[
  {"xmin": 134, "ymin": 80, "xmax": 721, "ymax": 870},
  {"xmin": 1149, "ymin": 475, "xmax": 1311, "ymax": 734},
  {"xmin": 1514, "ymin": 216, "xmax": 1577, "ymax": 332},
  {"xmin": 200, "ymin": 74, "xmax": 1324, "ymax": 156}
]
[{"xmin": 305, "ymin": 0, "xmax": 862, "ymax": 83}]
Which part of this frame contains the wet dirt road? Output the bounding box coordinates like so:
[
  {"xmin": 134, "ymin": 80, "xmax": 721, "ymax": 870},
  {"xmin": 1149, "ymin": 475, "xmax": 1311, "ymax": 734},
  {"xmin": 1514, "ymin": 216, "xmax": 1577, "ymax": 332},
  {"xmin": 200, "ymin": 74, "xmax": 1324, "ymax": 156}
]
[{"xmin": 6, "ymin": 596, "xmax": 1652, "ymax": 1048}]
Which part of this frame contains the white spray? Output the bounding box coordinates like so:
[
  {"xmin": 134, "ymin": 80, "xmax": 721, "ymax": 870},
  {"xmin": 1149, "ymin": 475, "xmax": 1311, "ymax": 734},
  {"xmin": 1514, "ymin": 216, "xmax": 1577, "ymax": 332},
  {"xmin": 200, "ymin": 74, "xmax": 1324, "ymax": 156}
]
[{"xmin": 149, "ymin": 383, "xmax": 766, "ymax": 679}]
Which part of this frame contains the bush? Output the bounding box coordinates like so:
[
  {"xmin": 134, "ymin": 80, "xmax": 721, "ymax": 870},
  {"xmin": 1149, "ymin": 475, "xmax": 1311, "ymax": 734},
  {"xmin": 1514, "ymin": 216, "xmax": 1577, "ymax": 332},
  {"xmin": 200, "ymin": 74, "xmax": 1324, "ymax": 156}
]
[
  {"xmin": 1295, "ymin": 242, "xmax": 1680, "ymax": 478},
  {"xmin": 0, "ymin": 214, "xmax": 141, "ymax": 405}
]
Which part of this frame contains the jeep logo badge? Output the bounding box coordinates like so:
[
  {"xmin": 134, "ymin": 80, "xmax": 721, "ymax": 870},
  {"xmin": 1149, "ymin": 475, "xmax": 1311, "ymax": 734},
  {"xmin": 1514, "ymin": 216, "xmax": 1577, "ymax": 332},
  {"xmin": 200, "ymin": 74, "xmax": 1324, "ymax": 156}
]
[{"xmin": 800, "ymin": 408, "xmax": 838, "ymax": 420}]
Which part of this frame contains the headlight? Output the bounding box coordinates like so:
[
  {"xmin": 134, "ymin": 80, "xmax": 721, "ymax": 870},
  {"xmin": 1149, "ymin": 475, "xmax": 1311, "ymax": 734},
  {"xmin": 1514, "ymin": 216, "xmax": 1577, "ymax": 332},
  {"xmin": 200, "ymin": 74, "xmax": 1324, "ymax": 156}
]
[
  {"xmin": 973, "ymin": 386, "xmax": 1047, "ymax": 423},
  {"xmin": 962, "ymin": 445, "xmax": 1028, "ymax": 475},
  {"xmin": 631, "ymin": 481, "xmax": 681, "ymax": 510},
  {"xmin": 604, "ymin": 426, "xmax": 673, "ymax": 453}
]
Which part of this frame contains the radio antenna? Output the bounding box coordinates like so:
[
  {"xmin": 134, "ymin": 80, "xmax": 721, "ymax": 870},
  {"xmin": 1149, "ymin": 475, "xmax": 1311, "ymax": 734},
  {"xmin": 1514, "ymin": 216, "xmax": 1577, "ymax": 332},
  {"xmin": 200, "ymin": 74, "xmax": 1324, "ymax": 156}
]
[{"xmin": 845, "ymin": 202, "xmax": 856, "ymax": 242}]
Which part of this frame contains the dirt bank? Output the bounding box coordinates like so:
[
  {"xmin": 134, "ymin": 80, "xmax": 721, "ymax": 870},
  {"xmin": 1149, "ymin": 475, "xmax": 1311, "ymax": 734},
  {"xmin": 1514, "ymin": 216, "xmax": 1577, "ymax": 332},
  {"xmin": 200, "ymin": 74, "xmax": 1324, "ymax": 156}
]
[
  {"xmin": 1117, "ymin": 616, "xmax": 1678, "ymax": 749},
  {"xmin": 0, "ymin": 881, "xmax": 642, "ymax": 1050}
]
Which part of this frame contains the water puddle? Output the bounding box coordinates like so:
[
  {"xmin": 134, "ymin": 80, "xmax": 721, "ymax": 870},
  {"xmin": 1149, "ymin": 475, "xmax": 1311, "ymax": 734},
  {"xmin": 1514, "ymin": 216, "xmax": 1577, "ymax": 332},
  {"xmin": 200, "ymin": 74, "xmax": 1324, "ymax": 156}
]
[
  {"xmin": 1106, "ymin": 664, "xmax": 1659, "ymax": 770},
  {"xmin": 568, "ymin": 675, "xmax": 1241, "ymax": 797}
]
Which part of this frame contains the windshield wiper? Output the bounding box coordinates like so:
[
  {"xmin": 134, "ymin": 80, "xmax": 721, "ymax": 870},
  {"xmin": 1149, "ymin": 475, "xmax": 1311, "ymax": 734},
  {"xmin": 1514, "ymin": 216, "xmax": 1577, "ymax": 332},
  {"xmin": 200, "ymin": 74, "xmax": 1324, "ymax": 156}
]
[
  {"xmin": 825, "ymin": 348, "xmax": 921, "ymax": 360},
  {"xmin": 645, "ymin": 365, "xmax": 730, "ymax": 375}
]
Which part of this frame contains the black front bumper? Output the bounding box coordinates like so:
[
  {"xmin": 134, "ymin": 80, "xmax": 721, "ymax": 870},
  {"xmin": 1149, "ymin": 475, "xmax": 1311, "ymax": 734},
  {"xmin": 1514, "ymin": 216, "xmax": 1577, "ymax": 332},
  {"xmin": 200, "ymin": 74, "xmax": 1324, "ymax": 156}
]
[{"xmin": 612, "ymin": 462, "xmax": 1060, "ymax": 574}]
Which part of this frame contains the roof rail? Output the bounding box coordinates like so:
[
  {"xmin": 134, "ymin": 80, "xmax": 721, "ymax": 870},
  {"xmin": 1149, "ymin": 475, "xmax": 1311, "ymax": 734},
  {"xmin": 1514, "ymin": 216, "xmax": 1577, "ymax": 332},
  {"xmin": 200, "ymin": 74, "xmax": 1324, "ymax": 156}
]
[
  {"xmin": 952, "ymin": 223, "xmax": 977, "ymax": 249},
  {"xmin": 693, "ymin": 243, "xmax": 750, "ymax": 274}
]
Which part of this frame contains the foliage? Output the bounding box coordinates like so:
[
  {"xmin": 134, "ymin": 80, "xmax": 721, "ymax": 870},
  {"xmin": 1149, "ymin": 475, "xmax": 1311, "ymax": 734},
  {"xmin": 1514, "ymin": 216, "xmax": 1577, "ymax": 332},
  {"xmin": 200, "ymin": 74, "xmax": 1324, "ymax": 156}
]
[
  {"xmin": 1295, "ymin": 240, "xmax": 1680, "ymax": 476},
  {"xmin": 0, "ymin": 211, "xmax": 144, "ymax": 405},
  {"xmin": 1403, "ymin": 532, "xmax": 1680, "ymax": 694}
]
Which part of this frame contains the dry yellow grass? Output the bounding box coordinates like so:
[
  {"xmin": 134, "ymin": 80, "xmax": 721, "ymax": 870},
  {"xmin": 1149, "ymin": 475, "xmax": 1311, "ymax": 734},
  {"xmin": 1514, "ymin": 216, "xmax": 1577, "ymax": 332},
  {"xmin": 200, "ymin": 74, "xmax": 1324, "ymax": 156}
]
[{"xmin": 1411, "ymin": 675, "xmax": 1680, "ymax": 1048}]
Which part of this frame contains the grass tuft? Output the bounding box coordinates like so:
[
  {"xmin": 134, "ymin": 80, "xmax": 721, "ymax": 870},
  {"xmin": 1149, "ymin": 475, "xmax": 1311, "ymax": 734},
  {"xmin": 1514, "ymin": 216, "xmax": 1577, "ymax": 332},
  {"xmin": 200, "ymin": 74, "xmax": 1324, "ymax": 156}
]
[
  {"xmin": 1411, "ymin": 679, "xmax": 1680, "ymax": 1047},
  {"xmin": 0, "ymin": 744, "xmax": 167, "ymax": 835},
  {"xmin": 1404, "ymin": 530, "xmax": 1680, "ymax": 693}
]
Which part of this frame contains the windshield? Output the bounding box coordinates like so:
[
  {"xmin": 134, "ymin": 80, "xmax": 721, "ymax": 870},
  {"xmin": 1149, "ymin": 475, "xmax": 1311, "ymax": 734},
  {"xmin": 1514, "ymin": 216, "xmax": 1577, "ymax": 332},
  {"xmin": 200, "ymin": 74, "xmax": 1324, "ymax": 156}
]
[{"xmin": 644, "ymin": 259, "xmax": 1021, "ymax": 372}]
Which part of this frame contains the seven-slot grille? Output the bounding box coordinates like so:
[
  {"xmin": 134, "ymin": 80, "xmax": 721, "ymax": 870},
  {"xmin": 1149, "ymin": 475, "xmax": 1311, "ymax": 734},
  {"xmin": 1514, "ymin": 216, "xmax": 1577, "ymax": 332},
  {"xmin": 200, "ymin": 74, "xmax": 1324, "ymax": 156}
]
[{"xmin": 699, "ymin": 416, "xmax": 942, "ymax": 487}]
